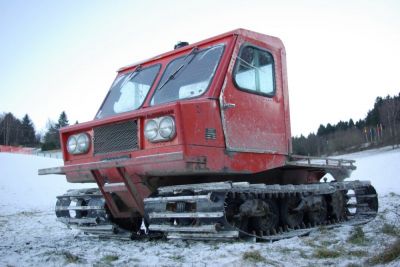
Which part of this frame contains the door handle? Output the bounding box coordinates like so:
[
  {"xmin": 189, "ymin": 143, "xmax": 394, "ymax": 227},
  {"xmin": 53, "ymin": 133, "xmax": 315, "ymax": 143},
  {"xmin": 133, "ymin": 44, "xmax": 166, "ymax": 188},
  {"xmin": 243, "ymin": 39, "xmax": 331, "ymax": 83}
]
[{"xmin": 222, "ymin": 102, "xmax": 236, "ymax": 109}]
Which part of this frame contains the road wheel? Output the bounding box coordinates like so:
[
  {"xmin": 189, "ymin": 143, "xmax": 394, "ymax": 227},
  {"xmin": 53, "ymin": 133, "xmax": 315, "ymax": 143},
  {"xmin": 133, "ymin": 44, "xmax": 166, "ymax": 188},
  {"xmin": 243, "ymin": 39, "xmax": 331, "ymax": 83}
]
[
  {"xmin": 280, "ymin": 197, "xmax": 304, "ymax": 228},
  {"xmin": 251, "ymin": 199, "xmax": 279, "ymax": 232},
  {"xmin": 306, "ymin": 196, "xmax": 327, "ymax": 225},
  {"xmin": 328, "ymin": 191, "xmax": 346, "ymax": 220}
]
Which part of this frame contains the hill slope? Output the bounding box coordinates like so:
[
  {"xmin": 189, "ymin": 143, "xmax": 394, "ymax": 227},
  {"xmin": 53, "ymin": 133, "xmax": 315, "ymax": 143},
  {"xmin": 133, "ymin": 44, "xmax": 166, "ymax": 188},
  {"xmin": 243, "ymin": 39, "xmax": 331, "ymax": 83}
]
[{"xmin": 0, "ymin": 148, "xmax": 399, "ymax": 266}]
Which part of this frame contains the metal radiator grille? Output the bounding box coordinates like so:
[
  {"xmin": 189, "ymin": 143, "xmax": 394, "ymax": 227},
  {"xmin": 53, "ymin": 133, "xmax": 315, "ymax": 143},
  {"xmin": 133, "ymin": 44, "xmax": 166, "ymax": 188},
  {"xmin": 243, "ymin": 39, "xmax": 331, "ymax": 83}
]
[{"xmin": 93, "ymin": 120, "xmax": 138, "ymax": 155}]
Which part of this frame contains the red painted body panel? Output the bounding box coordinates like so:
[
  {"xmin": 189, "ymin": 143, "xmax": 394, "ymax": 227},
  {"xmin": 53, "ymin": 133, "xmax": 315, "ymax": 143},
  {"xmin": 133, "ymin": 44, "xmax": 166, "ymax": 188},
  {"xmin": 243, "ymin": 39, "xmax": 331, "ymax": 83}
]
[
  {"xmin": 220, "ymin": 32, "xmax": 290, "ymax": 154},
  {"xmin": 56, "ymin": 29, "xmax": 300, "ymax": 217}
]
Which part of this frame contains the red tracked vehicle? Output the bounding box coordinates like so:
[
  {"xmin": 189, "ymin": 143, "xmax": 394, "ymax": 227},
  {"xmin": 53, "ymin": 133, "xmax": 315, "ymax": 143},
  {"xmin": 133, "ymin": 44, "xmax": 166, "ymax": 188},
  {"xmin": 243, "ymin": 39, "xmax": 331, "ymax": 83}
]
[{"xmin": 39, "ymin": 29, "xmax": 378, "ymax": 241}]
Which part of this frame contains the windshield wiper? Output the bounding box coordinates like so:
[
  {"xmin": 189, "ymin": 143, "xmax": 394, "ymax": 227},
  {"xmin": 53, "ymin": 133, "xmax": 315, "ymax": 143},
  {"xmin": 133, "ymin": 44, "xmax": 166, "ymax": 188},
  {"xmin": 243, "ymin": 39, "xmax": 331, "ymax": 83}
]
[
  {"xmin": 157, "ymin": 47, "xmax": 199, "ymax": 91},
  {"xmin": 120, "ymin": 65, "xmax": 143, "ymax": 88}
]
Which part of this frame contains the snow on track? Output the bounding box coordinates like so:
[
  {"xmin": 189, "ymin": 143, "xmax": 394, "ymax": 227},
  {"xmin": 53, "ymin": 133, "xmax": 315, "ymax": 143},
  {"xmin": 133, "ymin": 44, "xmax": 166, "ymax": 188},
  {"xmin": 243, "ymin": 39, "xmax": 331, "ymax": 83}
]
[{"xmin": 0, "ymin": 148, "xmax": 399, "ymax": 266}]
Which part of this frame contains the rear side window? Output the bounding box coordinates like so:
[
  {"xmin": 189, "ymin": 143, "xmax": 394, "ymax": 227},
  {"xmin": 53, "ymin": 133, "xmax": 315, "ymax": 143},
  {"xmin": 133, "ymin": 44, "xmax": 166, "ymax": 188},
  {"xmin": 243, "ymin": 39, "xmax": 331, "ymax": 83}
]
[{"xmin": 233, "ymin": 45, "xmax": 275, "ymax": 96}]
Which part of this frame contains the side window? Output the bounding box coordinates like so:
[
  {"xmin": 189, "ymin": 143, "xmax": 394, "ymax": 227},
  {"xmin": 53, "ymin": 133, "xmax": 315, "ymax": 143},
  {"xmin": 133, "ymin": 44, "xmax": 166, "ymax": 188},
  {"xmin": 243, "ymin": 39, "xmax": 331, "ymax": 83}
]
[{"xmin": 234, "ymin": 45, "xmax": 275, "ymax": 96}]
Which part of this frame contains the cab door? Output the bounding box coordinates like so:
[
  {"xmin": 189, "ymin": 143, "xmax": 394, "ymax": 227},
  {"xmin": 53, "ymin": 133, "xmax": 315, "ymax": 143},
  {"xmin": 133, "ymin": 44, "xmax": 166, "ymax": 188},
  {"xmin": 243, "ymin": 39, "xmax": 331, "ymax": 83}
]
[{"xmin": 220, "ymin": 37, "xmax": 289, "ymax": 154}]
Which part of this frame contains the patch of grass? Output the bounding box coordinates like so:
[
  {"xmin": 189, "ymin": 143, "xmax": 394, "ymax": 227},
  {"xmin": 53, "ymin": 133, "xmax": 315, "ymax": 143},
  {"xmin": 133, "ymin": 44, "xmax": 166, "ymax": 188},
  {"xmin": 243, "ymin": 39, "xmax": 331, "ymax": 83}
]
[
  {"xmin": 345, "ymin": 263, "xmax": 362, "ymax": 267},
  {"xmin": 320, "ymin": 239, "xmax": 339, "ymax": 247},
  {"xmin": 313, "ymin": 248, "xmax": 341, "ymax": 259},
  {"xmin": 368, "ymin": 238, "xmax": 400, "ymax": 265},
  {"xmin": 63, "ymin": 251, "xmax": 80, "ymax": 263},
  {"xmin": 212, "ymin": 243, "xmax": 220, "ymax": 250},
  {"xmin": 347, "ymin": 226, "xmax": 367, "ymax": 245},
  {"xmin": 172, "ymin": 241, "xmax": 186, "ymax": 248},
  {"xmin": 382, "ymin": 223, "xmax": 399, "ymax": 236},
  {"xmin": 279, "ymin": 247, "xmax": 292, "ymax": 254},
  {"xmin": 264, "ymin": 259, "xmax": 281, "ymax": 267},
  {"xmin": 17, "ymin": 211, "xmax": 41, "ymax": 217},
  {"xmin": 0, "ymin": 218, "xmax": 7, "ymax": 228},
  {"xmin": 389, "ymin": 192, "xmax": 398, "ymax": 197},
  {"xmin": 304, "ymin": 239, "xmax": 319, "ymax": 248},
  {"xmin": 318, "ymin": 226, "xmax": 329, "ymax": 234},
  {"xmin": 299, "ymin": 250, "xmax": 309, "ymax": 259},
  {"xmin": 242, "ymin": 250, "xmax": 266, "ymax": 263},
  {"xmin": 169, "ymin": 254, "xmax": 184, "ymax": 262},
  {"xmin": 347, "ymin": 250, "xmax": 367, "ymax": 257},
  {"xmin": 102, "ymin": 254, "xmax": 119, "ymax": 264}
]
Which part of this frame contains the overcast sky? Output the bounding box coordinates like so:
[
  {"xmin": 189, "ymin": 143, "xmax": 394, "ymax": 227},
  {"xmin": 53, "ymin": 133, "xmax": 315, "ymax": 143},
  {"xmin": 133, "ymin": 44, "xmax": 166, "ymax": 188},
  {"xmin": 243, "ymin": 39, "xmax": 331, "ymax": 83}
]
[{"xmin": 1, "ymin": 0, "xmax": 399, "ymax": 136}]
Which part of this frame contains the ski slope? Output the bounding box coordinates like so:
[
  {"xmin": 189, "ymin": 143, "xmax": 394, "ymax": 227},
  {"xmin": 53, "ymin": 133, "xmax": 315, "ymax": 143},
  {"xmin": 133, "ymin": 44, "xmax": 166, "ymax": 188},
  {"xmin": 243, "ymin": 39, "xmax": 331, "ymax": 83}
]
[
  {"xmin": 0, "ymin": 153, "xmax": 88, "ymax": 215},
  {"xmin": 342, "ymin": 147, "xmax": 400, "ymax": 195},
  {"xmin": 0, "ymin": 147, "xmax": 399, "ymax": 266}
]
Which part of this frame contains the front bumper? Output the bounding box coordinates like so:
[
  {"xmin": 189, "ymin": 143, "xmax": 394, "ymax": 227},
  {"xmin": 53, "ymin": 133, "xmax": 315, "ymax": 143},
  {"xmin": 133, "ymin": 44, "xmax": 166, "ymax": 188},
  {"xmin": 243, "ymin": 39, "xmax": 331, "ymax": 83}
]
[{"xmin": 38, "ymin": 151, "xmax": 186, "ymax": 176}]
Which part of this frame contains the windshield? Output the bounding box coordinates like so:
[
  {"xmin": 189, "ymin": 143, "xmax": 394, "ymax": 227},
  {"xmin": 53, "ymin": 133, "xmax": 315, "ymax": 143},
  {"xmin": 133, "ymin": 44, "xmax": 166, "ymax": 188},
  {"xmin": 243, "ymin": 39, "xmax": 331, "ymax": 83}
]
[
  {"xmin": 96, "ymin": 64, "xmax": 160, "ymax": 119},
  {"xmin": 151, "ymin": 44, "xmax": 225, "ymax": 105}
]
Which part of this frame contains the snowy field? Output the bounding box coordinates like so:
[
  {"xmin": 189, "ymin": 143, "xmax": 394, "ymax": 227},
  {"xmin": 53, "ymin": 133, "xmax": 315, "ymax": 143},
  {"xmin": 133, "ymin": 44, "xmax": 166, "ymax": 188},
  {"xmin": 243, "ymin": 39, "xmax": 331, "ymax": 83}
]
[{"xmin": 0, "ymin": 148, "xmax": 399, "ymax": 266}]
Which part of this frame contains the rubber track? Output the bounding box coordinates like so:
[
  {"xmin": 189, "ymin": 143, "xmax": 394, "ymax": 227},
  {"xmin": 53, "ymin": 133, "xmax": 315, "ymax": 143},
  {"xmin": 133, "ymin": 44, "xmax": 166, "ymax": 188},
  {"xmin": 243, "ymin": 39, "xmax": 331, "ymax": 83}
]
[
  {"xmin": 55, "ymin": 181, "xmax": 378, "ymax": 241},
  {"xmin": 145, "ymin": 181, "xmax": 378, "ymax": 241}
]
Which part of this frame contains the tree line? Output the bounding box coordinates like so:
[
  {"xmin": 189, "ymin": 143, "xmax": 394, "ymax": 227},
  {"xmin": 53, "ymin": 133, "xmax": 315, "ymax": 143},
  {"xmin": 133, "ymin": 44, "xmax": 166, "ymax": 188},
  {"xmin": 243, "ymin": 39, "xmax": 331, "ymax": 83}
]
[
  {"xmin": 293, "ymin": 93, "xmax": 400, "ymax": 156},
  {"xmin": 0, "ymin": 111, "xmax": 70, "ymax": 151},
  {"xmin": 0, "ymin": 113, "xmax": 38, "ymax": 147},
  {"xmin": 2, "ymin": 93, "xmax": 399, "ymax": 154}
]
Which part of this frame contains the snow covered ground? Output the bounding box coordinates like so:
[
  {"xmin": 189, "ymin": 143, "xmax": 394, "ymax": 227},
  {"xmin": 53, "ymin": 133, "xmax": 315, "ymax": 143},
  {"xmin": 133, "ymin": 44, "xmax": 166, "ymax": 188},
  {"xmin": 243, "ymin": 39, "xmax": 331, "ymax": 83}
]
[{"xmin": 0, "ymin": 148, "xmax": 399, "ymax": 266}]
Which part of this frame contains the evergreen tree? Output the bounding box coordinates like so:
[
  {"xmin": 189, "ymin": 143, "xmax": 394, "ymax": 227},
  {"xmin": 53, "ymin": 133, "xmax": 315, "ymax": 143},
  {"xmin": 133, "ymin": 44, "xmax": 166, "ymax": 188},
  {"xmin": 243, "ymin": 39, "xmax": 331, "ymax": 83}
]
[
  {"xmin": 365, "ymin": 97, "xmax": 383, "ymax": 126},
  {"xmin": 349, "ymin": 119, "xmax": 355, "ymax": 128},
  {"xmin": 0, "ymin": 112, "xmax": 21, "ymax": 146},
  {"xmin": 355, "ymin": 119, "xmax": 365, "ymax": 130},
  {"xmin": 317, "ymin": 124, "xmax": 326, "ymax": 136},
  {"xmin": 41, "ymin": 111, "xmax": 70, "ymax": 150},
  {"xmin": 20, "ymin": 114, "xmax": 36, "ymax": 146},
  {"xmin": 56, "ymin": 111, "xmax": 69, "ymax": 129},
  {"xmin": 325, "ymin": 123, "xmax": 335, "ymax": 135},
  {"xmin": 41, "ymin": 120, "xmax": 59, "ymax": 150}
]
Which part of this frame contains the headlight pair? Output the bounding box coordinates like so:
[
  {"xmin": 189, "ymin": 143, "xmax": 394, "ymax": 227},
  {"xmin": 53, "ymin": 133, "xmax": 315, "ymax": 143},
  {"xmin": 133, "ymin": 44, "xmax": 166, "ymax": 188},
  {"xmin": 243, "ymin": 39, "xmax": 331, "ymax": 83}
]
[
  {"xmin": 144, "ymin": 116, "xmax": 176, "ymax": 142},
  {"xmin": 67, "ymin": 133, "xmax": 91, "ymax": 155}
]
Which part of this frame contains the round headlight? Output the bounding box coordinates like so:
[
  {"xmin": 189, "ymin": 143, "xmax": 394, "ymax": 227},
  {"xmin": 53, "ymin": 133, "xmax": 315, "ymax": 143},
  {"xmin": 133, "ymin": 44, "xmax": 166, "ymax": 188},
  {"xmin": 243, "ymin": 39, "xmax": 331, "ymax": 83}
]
[
  {"xmin": 66, "ymin": 135, "xmax": 77, "ymax": 154},
  {"xmin": 159, "ymin": 116, "xmax": 176, "ymax": 139},
  {"xmin": 144, "ymin": 119, "xmax": 158, "ymax": 141},
  {"xmin": 76, "ymin": 133, "xmax": 90, "ymax": 153}
]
